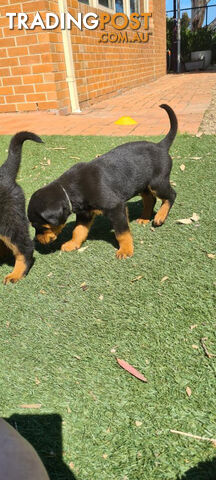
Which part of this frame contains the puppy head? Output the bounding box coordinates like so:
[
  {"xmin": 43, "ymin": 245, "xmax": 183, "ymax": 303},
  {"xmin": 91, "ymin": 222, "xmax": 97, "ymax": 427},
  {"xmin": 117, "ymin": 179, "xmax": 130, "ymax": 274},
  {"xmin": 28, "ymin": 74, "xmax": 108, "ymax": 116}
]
[
  {"xmin": 35, "ymin": 224, "xmax": 65, "ymax": 244},
  {"xmin": 28, "ymin": 184, "xmax": 69, "ymax": 244}
]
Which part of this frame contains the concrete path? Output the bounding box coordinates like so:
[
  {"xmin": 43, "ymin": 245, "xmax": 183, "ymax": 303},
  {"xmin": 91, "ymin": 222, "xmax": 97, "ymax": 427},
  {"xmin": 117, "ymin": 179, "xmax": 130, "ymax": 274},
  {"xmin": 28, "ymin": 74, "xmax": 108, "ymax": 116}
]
[{"xmin": 0, "ymin": 72, "xmax": 215, "ymax": 136}]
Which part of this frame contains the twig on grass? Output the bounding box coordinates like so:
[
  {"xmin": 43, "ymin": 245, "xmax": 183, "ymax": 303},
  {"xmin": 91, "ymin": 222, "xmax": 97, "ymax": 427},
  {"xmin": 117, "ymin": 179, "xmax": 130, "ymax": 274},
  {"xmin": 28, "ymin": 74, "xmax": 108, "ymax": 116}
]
[
  {"xmin": 170, "ymin": 429, "xmax": 216, "ymax": 446},
  {"xmin": 200, "ymin": 337, "xmax": 216, "ymax": 359}
]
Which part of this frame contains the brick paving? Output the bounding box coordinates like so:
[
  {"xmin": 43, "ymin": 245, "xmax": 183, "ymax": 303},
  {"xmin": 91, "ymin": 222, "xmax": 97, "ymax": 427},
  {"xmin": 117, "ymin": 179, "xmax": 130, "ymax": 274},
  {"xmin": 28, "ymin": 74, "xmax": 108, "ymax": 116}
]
[{"xmin": 0, "ymin": 72, "xmax": 215, "ymax": 137}]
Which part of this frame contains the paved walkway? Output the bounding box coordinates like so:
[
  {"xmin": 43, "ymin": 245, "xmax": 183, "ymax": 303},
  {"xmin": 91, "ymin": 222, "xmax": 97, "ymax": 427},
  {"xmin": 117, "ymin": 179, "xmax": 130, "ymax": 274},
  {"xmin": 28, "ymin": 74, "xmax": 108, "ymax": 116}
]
[{"xmin": 0, "ymin": 72, "xmax": 215, "ymax": 136}]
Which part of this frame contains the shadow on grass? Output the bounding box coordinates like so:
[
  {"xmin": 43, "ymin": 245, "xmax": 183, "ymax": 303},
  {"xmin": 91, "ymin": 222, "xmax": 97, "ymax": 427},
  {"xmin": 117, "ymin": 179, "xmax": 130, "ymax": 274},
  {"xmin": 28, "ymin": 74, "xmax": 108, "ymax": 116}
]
[
  {"xmin": 34, "ymin": 199, "xmax": 151, "ymax": 255},
  {"xmin": 6, "ymin": 413, "xmax": 76, "ymax": 480},
  {"xmin": 177, "ymin": 457, "xmax": 216, "ymax": 480}
]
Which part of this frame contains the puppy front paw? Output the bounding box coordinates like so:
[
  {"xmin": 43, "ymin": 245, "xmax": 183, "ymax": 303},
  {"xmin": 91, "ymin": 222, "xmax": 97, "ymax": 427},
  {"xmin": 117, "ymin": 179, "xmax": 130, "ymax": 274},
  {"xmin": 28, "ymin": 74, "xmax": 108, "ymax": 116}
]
[
  {"xmin": 61, "ymin": 241, "xmax": 80, "ymax": 252},
  {"xmin": 116, "ymin": 248, "xmax": 133, "ymax": 259},
  {"xmin": 3, "ymin": 273, "xmax": 23, "ymax": 285},
  {"xmin": 136, "ymin": 218, "xmax": 151, "ymax": 225}
]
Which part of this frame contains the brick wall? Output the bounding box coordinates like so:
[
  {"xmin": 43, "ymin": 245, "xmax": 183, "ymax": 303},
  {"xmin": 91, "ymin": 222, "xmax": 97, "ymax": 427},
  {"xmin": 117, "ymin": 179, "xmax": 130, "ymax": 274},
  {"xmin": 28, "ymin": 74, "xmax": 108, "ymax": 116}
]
[{"xmin": 0, "ymin": 0, "xmax": 166, "ymax": 114}]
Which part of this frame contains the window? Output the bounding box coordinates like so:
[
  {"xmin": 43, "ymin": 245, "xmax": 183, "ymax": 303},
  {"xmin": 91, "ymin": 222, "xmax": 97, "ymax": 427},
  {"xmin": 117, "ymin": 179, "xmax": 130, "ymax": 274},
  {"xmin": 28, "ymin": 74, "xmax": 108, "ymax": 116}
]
[{"xmin": 78, "ymin": 0, "xmax": 147, "ymax": 13}]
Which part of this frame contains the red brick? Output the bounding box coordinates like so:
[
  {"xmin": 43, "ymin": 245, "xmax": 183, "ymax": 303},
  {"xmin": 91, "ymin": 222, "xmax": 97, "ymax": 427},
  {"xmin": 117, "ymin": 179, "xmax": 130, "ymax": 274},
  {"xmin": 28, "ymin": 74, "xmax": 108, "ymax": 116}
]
[
  {"xmin": 26, "ymin": 93, "xmax": 46, "ymax": 102},
  {"xmin": 6, "ymin": 94, "xmax": 25, "ymax": 103},
  {"xmin": 16, "ymin": 102, "xmax": 38, "ymax": 111},
  {"xmin": 23, "ymin": 74, "xmax": 43, "ymax": 84},
  {"xmin": 11, "ymin": 65, "xmax": 32, "ymax": 76},
  {"xmin": 20, "ymin": 54, "xmax": 41, "ymax": 65},
  {"xmin": 2, "ymin": 76, "xmax": 22, "ymax": 86}
]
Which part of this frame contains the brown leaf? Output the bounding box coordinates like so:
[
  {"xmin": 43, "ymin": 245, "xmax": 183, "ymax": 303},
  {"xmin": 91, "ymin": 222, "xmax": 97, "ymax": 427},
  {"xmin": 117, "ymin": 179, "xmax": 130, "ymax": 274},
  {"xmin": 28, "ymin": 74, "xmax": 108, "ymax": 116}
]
[
  {"xmin": 78, "ymin": 246, "xmax": 88, "ymax": 253},
  {"xmin": 161, "ymin": 276, "xmax": 169, "ymax": 283},
  {"xmin": 186, "ymin": 386, "xmax": 192, "ymax": 397},
  {"xmin": 135, "ymin": 421, "xmax": 142, "ymax": 427},
  {"xmin": 117, "ymin": 358, "xmax": 147, "ymax": 382},
  {"xmin": 20, "ymin": 404, "xmax": 41, "ymax": 409},
  {"xmin": 131, "ymin": 275, "xmax": 143, "ymax": 283},
  {"xmin": 191, "ymin": 213, "xmax": 200, "ymax": 222},
  {"xmin": 80, "ymin": 282, "xmax": 88, "ymax": 291},
  {"xmin": 176, "ymin": 218, "xmax": 193, "ymax": 225}
]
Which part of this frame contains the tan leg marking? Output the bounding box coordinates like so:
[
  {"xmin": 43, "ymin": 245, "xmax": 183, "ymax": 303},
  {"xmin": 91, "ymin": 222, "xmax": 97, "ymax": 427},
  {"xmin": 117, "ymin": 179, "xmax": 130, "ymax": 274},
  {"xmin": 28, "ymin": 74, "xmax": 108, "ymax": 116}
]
[
  {"xmin": 115, "ymin": 231, "xmax": 134, "ymax": 259},
  {"xmin": 0, "ymin": 236, "xmax": 27, "ymax": 285},
  {"xmin": 36, "ymin": 224, "xmax": 65, "ymax": 244},
  {"xmin": 153, "ymin": 199, "xmax": 171, "ymax": 226},
  {"xmin": 137, "ymin": 192, "xmax": 156, "ymax": 225},
  {"xmin": 61, "ymin": 217, "xmax": 95, "ymax": 252}
]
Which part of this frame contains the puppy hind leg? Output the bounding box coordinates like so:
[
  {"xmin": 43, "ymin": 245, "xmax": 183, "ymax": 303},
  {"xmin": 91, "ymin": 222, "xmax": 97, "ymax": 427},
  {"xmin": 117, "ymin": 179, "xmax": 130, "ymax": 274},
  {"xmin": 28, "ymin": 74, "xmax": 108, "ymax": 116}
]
[
  {"xmin": 152, "ymin": 184, "xmax": 176, "ymax": 227},
  {"xmin": 1, "ymin": 236, "xmax": 32, "ymax": 284},
  {"xmin": 107, "ymin": 204, "xmax": 134, "ymax": 259},
  {"xmin": 61, "ymin": 212, "xmax": 95, "ymax": 252},
  {"xmin": 137, "ymin": 191, "xmax": 156, "ymax": 225}
]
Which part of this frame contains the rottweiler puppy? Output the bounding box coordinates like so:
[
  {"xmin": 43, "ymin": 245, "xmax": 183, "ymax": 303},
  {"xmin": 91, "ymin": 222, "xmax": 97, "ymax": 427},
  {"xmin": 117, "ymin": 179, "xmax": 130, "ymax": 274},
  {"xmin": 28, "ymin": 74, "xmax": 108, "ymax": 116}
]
[
  {"xmin": 28, "ymin": 104, "xmax": 177, "ymax": 259},
  {"xmin": 0, "ymin": 132, "xmax": 42, "ymax": 284}
]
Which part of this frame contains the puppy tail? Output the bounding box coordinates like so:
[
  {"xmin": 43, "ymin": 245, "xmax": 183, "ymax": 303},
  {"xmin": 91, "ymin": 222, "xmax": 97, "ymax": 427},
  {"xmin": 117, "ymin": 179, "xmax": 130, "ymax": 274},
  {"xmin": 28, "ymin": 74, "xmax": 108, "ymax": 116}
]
[
  {"xmin": 2, "ymin": 131, "xmax": 43, "ymax": 180},
  {"xmin": 159, "ymin": 104, "xmax": 178, "ymax": 150}
]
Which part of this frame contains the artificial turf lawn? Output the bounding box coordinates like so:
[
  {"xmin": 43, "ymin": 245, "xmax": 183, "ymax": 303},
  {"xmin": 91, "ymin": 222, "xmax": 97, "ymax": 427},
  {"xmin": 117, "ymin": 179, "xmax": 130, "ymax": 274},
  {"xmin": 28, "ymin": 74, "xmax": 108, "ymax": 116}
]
[{"xmin": 0, "ymin": 133, "xmax": 215, "ymax": 480}]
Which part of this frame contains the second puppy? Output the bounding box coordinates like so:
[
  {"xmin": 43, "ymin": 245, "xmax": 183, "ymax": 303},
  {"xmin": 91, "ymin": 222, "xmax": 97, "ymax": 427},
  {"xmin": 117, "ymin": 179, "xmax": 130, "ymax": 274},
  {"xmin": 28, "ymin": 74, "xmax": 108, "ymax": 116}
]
[
  {"xmin": 0, "ymin": 132, "xmax": 42, "ymax": 284},
  {"xmin": 28, "ymin": 104, "xmax": 177, "ymax": 259}
]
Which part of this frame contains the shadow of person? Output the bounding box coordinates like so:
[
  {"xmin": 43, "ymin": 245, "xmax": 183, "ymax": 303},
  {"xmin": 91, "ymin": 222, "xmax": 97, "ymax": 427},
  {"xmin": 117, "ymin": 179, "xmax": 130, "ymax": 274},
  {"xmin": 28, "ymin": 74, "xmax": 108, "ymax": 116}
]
[
  {"xmin": 6, "ymin": 414, "xmax": 77, "ymax": 480},
  {"xmin": 177, "ymin": 456, "xmax": 216, "ymax": 480},
  {"xmin": 34, "ymin": 199, "xmax": 146, "ymax": 255}
]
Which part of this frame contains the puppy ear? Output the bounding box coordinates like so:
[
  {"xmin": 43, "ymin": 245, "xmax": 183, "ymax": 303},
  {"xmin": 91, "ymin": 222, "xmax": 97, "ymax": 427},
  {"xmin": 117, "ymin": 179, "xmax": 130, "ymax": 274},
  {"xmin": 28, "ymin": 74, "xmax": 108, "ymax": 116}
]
[{"xmin": 41, "ymin": 203, "xmax": 68, "ymax": 226}]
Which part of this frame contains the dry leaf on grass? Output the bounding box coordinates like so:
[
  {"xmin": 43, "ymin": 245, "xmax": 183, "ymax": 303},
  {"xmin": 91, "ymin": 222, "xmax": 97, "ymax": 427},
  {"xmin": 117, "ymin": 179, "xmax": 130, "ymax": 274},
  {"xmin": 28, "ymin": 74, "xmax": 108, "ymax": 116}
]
[
  {"xmin": 117, "ymin": 358, "xmax": 147, "ymax": 382},
  {"xmin": 67, "ymin": 406, "xmax": 72, "ymax": 413},
  {"xmin": 180, "ymin": 164, "xmax": 185, "ymax": 171},
  {"xmin": 192, "ymin": 344, "xmax": 199, "ymax": 350},
  {"xmin": 102, "ymin": 454, "xmax": 108, "ymax": 459},
  {"xmin": 69, "ymin": 462, "xmax": 75, "ymax": 469},
  {"xmin": 135, "ymin": 421, "xmax": 142, "ymax": 427},
  {"xmin": 190, "ymin": 156, "xmax": 202, "ymax": 160},
  {"xmin": 111, "ymin": 348, "xmax": 116, "ymax": 353},
  {"xmin": 207, "ymin": 253, "xmax": 215, "ymax": 259},
  {"xmin": 191, "ymin": 213, "xmax": 200, "ymax": 222},
  {"xmin": 20, "ymin": 404, "xmax": 41, "ymax": 409},
  {"xmin": 47, "ymin": 147, "xmax": 66, "ymax": 150},
  {"xmin": 186, "ymin": 386, "xmax": 192, "ymax": 397},
  {"xmin": 35, "ymin": 377, "xmax": 40, "ymax": 385},
  {"xmin": 161, "ymin": 276, "xmax": 169, "ymax": 283},
  {"xmin": 190, "ymin": 324, "xmax": 197, "ymax": 330},
  {"xmin": 39, "ymin": 289, "xmax": 46, "ymax": 295},
  {"xmin": 80, "ymin": 282, "xmax": 88, "ymax": 291},
  {"xmin": 176, "ymin": 218, "xmax": 193, "ymax": 225},
  {"xmin": 196, "ymin": 132, "xmax": 203, "ymax": 138},
  {"xmin": 131, "ymin": 275, "xmax": 143, "ymax": 283},
  {"xmin": 99, "ymin": 294, "xmax": 104, "ymax": 300},
  {"xmin": 77, "ymin": 246, "xmax": 88, "ymax": 253},
  {"xmin": 176, "ymin": 213, "xmax": 200, "ymax": 225},
  {"xmin": 170, "ymin": 180, "xmax": 177, "ymax": 186}
]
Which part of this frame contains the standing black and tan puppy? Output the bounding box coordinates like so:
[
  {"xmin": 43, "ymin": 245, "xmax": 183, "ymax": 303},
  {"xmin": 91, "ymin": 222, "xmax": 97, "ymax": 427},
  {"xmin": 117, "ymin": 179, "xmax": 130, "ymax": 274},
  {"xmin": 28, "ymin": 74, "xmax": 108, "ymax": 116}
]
[
  {"xmin": 0, "ymin": 132, "xmax": 42, "ymax": 284},
  {"xmin": 28, "ymin": 104, "xmax": 177, "ymax": 259}
]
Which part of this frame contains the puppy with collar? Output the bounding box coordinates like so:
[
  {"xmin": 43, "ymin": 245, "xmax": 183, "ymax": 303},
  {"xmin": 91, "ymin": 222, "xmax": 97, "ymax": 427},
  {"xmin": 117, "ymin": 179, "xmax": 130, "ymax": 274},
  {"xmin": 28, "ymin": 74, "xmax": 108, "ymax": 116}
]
[{"xmin": 28, "ymin": 104, "xmax": 177, "ymax": 259}]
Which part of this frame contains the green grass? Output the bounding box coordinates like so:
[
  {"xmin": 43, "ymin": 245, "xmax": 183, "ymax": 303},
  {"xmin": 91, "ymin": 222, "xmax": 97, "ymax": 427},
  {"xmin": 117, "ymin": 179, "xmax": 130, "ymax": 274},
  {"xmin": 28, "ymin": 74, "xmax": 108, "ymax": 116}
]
[{"xmin": 0, "ymin": 133, "xmax": 215, "ymax": 480}]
